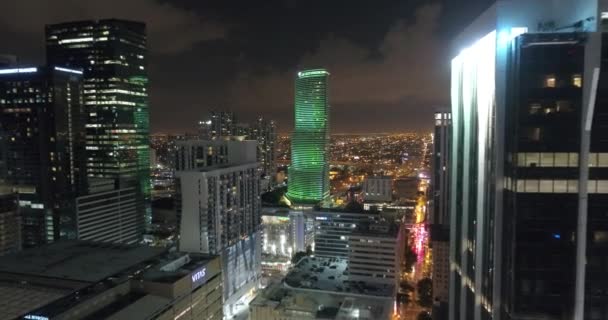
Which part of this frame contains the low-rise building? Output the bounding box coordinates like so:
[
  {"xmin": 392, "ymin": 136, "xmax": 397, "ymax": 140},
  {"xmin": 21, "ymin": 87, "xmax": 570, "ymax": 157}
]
[
  {"xmin": 250, "ymin": 281, "xmax": 393, "ymax": 320},
  {"xmin": 0, "ymin": 241, "xmax": 222, "ymax": 320}
]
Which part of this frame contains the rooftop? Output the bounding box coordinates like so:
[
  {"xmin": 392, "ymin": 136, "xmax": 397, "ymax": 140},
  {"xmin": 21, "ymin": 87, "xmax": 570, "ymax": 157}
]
[
  {"xmin": 351, "ymin": 221, "xmax": 401, "ymax": 238},
  {"xmin": 284, "ymin": 256, "xmax": 394, "ymax": 297},
  {"xmin": 252, "ymin": 281, "xmax": 392, "ymax": 320},
  {"xmin": 142, "ymin": 252, "xmax": 216, "ymax": 284},
  {"xmin": 0, "ymin": 240, "xmax": 166, "ymax": 283}
]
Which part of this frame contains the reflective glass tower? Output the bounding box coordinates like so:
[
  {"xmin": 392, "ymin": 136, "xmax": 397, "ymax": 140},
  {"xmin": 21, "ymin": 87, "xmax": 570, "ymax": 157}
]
[
  {"xmin": 0, "ymin": 66, "xmax": 85, "ymax": 247},
  {"xmin": 45, "ymin": 20, "xmax": 151, "ymax": 231},
  {"xmin": 286, "ymin": 69, "xmax": 330, "ymax": 204},
  {"xmin": 449, "ymin": 1, "xmax": 608, "ymax": 319}
]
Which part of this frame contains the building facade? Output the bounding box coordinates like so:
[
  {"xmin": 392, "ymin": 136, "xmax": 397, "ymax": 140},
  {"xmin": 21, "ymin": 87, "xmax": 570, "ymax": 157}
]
[
  {"xmin": 75, "ymin": 178, "xmax": 139, "ymax": 243},
  {"xmin": 250, "ymin": 116, "xmax": 277, "ymax": 181},
  {"xmin": 0, "ymin": 188, "xmax": 20, "ymax": 256},
  {"xmin": 312, "ymin": 209, "xmax": 381, "ymax": 258},
  {"xmin": 449, "ymin": 1, "xmax": 608, "ymax": 319},
  {"xmin": 431, "ymin": 110, "xmax": 451, "ymax": 319},
  {"xmin": 0, "ymin": 241, "xmax": 222, "ymax": 320},
  {"xmin": 347, "ymin": 222, "xmax": 404, "ymax": 288},
  {"xmin": 286, "ymin": 69, "xmax": 330, "ymax": 205},
  {"xmin": 0, "ymin": 66, "xmax": 85, "ymax": 247},
  {"xmin": 362, "ymin": 175, "xmax": 393, "ymax": 202},
  {"xmin": 46, "ymin": 19, "xmax": 151, "ymax": 233},
  {"xmin": 176, "ymin": 139, "xmax": 261, "ymax": 317}
]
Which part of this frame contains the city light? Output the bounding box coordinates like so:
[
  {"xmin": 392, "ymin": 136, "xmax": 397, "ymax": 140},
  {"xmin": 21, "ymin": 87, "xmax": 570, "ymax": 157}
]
[{"xmin": 0, "ymin": 67, "xmax": 38, "ymax": 74}]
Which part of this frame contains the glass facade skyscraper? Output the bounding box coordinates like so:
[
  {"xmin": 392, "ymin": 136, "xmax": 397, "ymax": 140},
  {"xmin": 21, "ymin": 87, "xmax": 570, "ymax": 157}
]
[
  {"xmin": 45, "ymin": 20, "xmax": 151, "ymax": 230},
  {"xmin": 0, "ymin": 66, "xmax": 85, "ymax": 247},
  {"xmin": 286, "ymin": 69, "xmax": 330, "ymax": 204},
  {"xmin": 449, "ymin": 1, "xmax": 608, "ymax": 319}
]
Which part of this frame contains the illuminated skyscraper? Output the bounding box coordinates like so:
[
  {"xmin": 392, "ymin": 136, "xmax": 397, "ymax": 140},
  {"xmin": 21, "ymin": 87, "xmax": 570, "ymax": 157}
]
[
  {"xmin": 45, "ymin": 20, "xmax": 151, "ymax": 232},
  {"xmin": 0, "ymin": 66, "xmax": 85, "ymax": 247},
  {"xmin": 450, "ymin": 1, "xmax": 608, "ymax": 319},
  {"xmin": 286, "ymin": 69, "xmax": 330, "ymax": 204},
  {"xmin": 431, "ymin": 110, "xmax": 451, "ymax": 320}
]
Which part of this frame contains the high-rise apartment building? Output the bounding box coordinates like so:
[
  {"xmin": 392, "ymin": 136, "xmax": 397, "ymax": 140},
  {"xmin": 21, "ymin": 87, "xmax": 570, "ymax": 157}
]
[
  {"xmin": 431, "ymin": 110, "xmax": 451, "ymax": 320},
  {"xmin": 249, "ymin": 116, "xmax": 277, "ymax": 179},
  {"xmin": 45, "ymin": 19, "xmax": 151, "ymax": 233},
  {"xmin": 199, "ymin": 110, "xmax": 237, "ymax": 140},
  {"xmin": 176, "ymin": 139, "xmax": 261, "ymax": 317},
  {"xmin": 0, "ymin": 66, "xmax": 85, "ymax": 247},
  {"xmin": 286, "ymin": 69, "xmax": 330, "ymax": 205},
  {"xmin": 449, "ymin": 1, "xmax": 608, "ymax": 319}
]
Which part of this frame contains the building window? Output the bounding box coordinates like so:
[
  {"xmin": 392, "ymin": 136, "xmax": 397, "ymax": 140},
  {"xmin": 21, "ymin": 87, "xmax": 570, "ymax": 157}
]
[
  {"xmin": 545, "ymin": 75, "xmax": 556, "ymax": 88},
  {"xmin": 593, "ymin": 231, "xmax": 608, "ymax": 244},
  {"xmin": 572, "ymin": 74, "xmax": 582, "ymax": 88},
  {"xmin": 529, "ymin": 103, "xmax": 542, "ymax": 114}
]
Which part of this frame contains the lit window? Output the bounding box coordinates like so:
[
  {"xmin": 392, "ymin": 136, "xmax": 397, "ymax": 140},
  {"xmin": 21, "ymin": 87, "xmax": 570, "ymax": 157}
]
[
  {"xmin": 589, "ymin": 153, "xmax": 598, "ymax": 167},
  {"xmin": 539, "ymin": 180, "xmax": 553, "ymax": 193},
  {"xmin": 593, "ymin": 231, "xmax": 608, "ymax": 243},
  {"xmin": 554, "ymin": 180, "xmax": 567, "ymax": 193},
  {"xmin": 572, "ymin": 74, "xmax": 582, "ymax": 88},
  {"xmin": 598, "ymin": 181, "xmax": 608, "ymax": 193},
  {"xmin": 525, "ymin": 153, "xmax": 540, "ymax": 167},
  {"xmin": 529, "ymin": 103, "xmax": 542, "ymax": 114},
  {"xmin": 545, "ymin": 75, "xmax": 556, "ymax": 88},
  {"xmin": 569, "ymin": 153, "xmax": 579, "ymax": 167},
  {"xmin": 554, "ymin": 153, "xmax": 568, "ymax": 167},
  {"xmin": 524, "ymin": 180, "xmax": 539, "ymax": 193},
  {"xmin": 540, "ymin": 153, "xmax": 554, "ymax": 167},
  {"xmin": 599, "ymin": 153, "xmax": 608, "ymax": 167}
]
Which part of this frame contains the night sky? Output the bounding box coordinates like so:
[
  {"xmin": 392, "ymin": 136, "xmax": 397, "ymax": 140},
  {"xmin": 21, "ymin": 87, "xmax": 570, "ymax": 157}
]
[{"xmin": 0, "ymin": 0, "xmax": 493, "ymax": 133}]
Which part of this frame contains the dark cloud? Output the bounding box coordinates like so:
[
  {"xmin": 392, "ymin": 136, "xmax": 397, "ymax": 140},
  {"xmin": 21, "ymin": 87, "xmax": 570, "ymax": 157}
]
[
  {"xmin": 0, "ymin": 0, "xmax": 223, "ymax": 55},
  {"xmin": 0, "ymin": 0, "xmax": 494, "ymax": 133}
]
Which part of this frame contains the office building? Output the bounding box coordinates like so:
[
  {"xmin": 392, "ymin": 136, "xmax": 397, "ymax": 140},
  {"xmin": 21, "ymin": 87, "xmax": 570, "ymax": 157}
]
[
  {"xmin": 0, "ymin": 187, "xmax": 20, "ymax": 256},
  {"xmin": 176, "ymin": 139, "xmax": 261, "ymax": 317},
  {"xmin": 449, "ymin": 1, "xmax": 608, "ymax": 319},
  {"xmin": 0, "ymin": 66, "xmax": 85, "ymax": 247},
  {"xmin": 74, "ymin": 178, "xmax": 139, "ymax": 243},
  {"xmin": 362, "ymin": 175, "xmax": 393, "ymax": 202},
  {"xmin": 312, "ymin": 208, "xmax": 381, "ymax": 258},
  {"xmin": 286, "ymin": 69, "xmax": 330, "ymax": 205},
  {"xmin": 46, "ymin": 19, "xmax": 151, "ymax": 233},
  {"xmin": 348, "ymin": 222, "xmax": 405, "ymax": 287},
  {"xmin": 432, "ymin": 110, "xmax": 451, "ymax": 226},
  {"xmin": 0, "ymin": 240, "xmax": 222, "ymax": 320},
  {"xmin": 431, "ymin": 110, "xmax": 451, "ymax": 319}
]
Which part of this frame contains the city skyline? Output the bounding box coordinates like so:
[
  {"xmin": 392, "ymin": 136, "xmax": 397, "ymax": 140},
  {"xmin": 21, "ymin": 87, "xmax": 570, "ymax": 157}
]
[{"xmin": 0, "ymin": 0, "xmax": 494, "ymax": 134}]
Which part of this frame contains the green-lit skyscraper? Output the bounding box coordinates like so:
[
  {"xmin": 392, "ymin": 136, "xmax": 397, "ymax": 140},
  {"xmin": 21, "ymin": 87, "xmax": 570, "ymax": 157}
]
[
  {"xmin": 287, "ymin": 69, "xmax": 330, "ymax": 204},
  {"xmin": 45, "ymin": 20, "xmax": 151, "ymax": 233}
]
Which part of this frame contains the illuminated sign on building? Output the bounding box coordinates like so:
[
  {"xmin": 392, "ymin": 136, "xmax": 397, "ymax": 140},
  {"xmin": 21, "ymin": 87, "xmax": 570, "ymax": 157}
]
[
  {"xmin": 191, "ymin": 267, "xmax": 207, "ymax": 289},
  {"xmin": 24, "ymin": 315, "xmax": 49, "ymax": 320}
]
